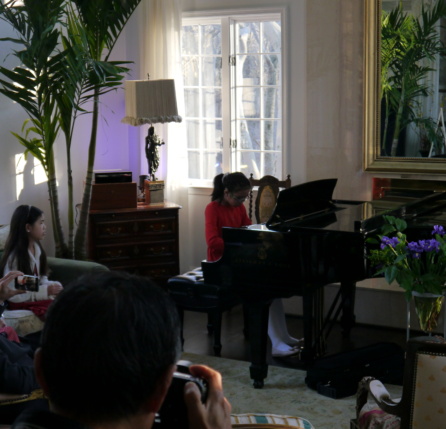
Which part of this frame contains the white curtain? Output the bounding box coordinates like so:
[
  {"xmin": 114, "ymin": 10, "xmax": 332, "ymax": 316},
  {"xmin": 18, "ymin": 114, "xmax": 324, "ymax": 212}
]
[{"xmin": 140, "ymin": 0, "xmax": 189, "ymax": 271}]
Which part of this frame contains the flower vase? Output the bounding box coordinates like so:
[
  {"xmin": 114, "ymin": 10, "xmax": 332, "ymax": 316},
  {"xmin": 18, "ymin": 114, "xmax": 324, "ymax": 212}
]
[{"xmin": 412, "ymin": 291, "xmax": 445, "ymax": 333}]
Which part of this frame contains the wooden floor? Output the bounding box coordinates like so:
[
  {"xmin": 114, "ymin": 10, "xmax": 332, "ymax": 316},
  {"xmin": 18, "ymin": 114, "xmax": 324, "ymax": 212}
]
[{"xmin": 181, "ymin": 303, "xmax": 410, "ymax": 369}]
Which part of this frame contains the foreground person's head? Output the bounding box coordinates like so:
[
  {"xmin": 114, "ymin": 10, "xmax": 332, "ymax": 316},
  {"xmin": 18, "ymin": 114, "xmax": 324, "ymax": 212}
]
[{"xmin": 35, "ymin": 270, "xmax": 181, "ymax": 426}]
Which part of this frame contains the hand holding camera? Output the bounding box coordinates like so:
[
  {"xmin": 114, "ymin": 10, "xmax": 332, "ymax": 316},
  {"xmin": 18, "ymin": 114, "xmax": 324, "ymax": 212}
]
[
  {"xmin": 184, "ymin": 364, "xmax": 232, "ymax": 429},
  {"xmin": 155, "ymin": 360, "xmax": 231, "ymax": 429},
  {"xmin": 155, "ymin": 360, "xmax": 208, "ymax": 428}
]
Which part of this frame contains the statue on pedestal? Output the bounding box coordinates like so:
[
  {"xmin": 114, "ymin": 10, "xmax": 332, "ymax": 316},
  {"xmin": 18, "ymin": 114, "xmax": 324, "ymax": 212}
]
[{"xmin": 145, "ymin": 126, "xmax": 165, "ymax": 181}]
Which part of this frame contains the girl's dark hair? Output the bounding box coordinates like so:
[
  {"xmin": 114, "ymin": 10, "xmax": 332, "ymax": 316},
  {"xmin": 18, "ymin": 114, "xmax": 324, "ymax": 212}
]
[
  {"xmin": 0, "ymin": 205, "xmax": 47, "ymax": 276},
  {"xmin": 211, "ymin": 172, "xmax": 251, "ymax": 201}
]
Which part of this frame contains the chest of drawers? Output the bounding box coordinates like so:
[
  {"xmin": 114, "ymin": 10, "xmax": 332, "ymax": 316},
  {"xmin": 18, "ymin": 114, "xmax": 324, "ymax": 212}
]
[{"xmin": 88, "ymin": 202, "xmax": 181, "ymax": 286}]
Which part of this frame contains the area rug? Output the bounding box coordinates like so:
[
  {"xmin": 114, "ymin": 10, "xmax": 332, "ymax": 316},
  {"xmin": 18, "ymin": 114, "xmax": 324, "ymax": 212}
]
[{"xmin": 181, "ymin": 352, "xmax": 402, "ymax": 429}]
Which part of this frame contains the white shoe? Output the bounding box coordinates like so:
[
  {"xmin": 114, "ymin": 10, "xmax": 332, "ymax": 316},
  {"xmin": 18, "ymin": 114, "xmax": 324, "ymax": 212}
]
[{"xmin": 272, "ymin": 345, "xmax": 302, "ymax": 358}]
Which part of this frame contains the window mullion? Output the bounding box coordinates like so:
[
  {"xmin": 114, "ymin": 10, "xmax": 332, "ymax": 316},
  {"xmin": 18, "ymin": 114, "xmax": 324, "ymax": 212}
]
[{"xmin": 221, "ymin": 17, "xmax": 231, "ymax": 173}]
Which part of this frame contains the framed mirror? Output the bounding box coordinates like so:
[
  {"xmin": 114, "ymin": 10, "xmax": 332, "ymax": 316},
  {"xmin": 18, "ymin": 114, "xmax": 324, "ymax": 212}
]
[{"xmin": 364, "ymin": 0, "xmax": 446, "ymax": 174}]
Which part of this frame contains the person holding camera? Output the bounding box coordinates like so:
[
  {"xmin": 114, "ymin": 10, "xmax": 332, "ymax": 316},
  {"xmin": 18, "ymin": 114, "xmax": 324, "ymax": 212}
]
[{"xmin": 12, "ymin": 271, "xmax": 232, "ymax": 429}]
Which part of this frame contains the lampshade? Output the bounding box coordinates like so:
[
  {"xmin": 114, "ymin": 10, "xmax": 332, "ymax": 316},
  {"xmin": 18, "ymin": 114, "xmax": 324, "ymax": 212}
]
[{"xmin": 121, "ymin": 79, "xmax": 182, "ymax": 126}]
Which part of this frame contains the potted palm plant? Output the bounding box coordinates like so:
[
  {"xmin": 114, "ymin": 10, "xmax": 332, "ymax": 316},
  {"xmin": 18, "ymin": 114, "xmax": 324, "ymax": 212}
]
[
  {"xmin": 416, "ymin": 116, "xmax": 445, "ymax": 157},
  {"xmin": 0, "ymin": 0, "xmax": 141, "ymax": 259},
  {"xmin": 381, "ymin": 0, "xmax": 446, "ymax": 156}
]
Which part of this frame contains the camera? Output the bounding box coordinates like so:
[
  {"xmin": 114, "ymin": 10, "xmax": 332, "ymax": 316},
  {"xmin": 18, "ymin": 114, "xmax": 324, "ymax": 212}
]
[
  {"xmin": 155, "ymin": 360, "xmax": 208, "ymax": 429},
  {"xmin": 15, "ymin": 275, "xmax": 39, "ymax": 292}
]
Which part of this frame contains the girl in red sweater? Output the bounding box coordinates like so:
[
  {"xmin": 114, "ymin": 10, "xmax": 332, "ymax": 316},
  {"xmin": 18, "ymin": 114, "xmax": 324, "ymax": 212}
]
[{"xmin": 205, "ymin": 172, "xmax": 301, "ymax": 357}]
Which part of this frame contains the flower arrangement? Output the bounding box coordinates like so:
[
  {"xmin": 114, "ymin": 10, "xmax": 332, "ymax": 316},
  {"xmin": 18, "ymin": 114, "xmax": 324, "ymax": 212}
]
[{"xmin": 368, "ymin": 215, "xmax": 446, "ymax": 300}]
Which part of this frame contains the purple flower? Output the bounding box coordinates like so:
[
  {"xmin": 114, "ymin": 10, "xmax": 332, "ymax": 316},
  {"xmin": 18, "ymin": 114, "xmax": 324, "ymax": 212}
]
[
  {"xmin": 407, "ymin": 241, "xmax": 422, "ymax": 258},
  {"xmin": 380, "ymin": 236, "xmax": 400, "ymax": 249},
  {"xmin": 419, "ymin": 239, "xmax": 440, "ymax": 253},
  {"xmin": 407, "ymin": 241, "xmax": 422, "ymax": 252},
  {"xmin": 428, "ymin": 239, "xmax": 441, "ymax": 252},
  {"xmin": 432, "ymin": 225, "xmax": 445, "ymax": 236}
]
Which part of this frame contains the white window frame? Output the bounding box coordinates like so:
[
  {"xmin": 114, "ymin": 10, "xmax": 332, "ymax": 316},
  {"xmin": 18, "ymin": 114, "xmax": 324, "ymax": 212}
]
[{"xmin": 182, "ymin": 7, "xmax": 288, "ymax": 188}]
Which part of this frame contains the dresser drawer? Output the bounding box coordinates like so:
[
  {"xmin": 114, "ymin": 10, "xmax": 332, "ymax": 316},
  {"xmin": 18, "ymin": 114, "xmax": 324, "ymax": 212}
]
[
  {"xmin": 88, "ymin": 203, "xmax": 181, "ymax": 286},
  {"xmin": 92, "ymin": 239, "xmax": 177, "ymax": 263},
  {"xmin": 91, "ymin": 208, "xmax": 177, "ymax": 223},
  {"xmin": 90, "ymin": 217, "xmax": 177, "ymax": 241},
  {"xmin": 103, "ymin": 261, "xmax": 179, "ymax": 287}
]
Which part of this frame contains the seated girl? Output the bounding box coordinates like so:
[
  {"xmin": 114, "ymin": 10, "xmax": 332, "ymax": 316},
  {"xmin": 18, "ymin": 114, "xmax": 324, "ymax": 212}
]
[
  {"xmin": 205, "ymin": 172, "xmax": 302, "ymax": 357},
  {"xmin": 0, "ymin": 205, "xmax": 63, "ymax": 317}
]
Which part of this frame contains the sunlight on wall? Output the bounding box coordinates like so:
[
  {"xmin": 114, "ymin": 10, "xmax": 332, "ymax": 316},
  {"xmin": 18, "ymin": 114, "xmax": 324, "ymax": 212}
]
[
  {"xmin": 33, "ymin": 158, "xmax": 46, "ymax": 185},
  {"xmin": 15, "ymin": 154, "xmax": 25, "ymax": 200},
  {"xmin": 15, "ymin": 154, "xmax": 47, "ymax": 200}
]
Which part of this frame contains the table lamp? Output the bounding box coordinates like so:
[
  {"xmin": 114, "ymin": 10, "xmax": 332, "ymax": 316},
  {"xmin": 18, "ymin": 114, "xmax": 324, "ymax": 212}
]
[{"xmin": 122, "ymin": 78, "xmax": 182, "ymax": 203}]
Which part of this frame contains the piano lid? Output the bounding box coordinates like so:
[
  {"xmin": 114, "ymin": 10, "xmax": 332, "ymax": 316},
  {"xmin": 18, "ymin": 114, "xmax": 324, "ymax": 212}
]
[{"xmin": 266, "ymin": 178, "xmax": 338, "ymax": 229}]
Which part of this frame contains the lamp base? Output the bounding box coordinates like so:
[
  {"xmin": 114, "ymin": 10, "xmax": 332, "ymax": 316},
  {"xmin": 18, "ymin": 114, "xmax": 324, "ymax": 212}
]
[{"xmin": 144, "ymin": 180, "xmax": 165, "ymax": 204}]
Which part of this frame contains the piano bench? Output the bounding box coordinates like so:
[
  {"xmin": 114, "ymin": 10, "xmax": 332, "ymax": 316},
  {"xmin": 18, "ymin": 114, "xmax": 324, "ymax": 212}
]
[{"xmin": 167, "ymin": 268, "xmax": 242, "ymax": 356}]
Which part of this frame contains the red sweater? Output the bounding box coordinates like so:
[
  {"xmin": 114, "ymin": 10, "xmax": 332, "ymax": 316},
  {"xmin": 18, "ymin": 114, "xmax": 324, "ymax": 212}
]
[{"xmin": 205, "ymin": 200, "xmax": 252, "ymax": 262}]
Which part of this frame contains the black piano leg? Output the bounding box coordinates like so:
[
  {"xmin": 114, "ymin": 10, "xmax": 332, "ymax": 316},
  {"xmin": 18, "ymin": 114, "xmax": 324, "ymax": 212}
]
[
  {"xmin": 209, "ymin": 310, "xmax": 223, "ymax": 357},
  {"xmin": 177, "ymin": 306, "xmax": 185, "ymax": 350},
  {"xmin": 245, "ymin": 300, "xmax": 270, "ymax": 389},
  {"xmin": 207, "ymin": 312, "xmax": 214, "ymax": 335},
  {"xmin": 340, "ymin": 281, "xmax": 356, "ymax": 338},
  {"xmin": 301, "ymin": 288, "xmax": 325, "ymax": 361}
]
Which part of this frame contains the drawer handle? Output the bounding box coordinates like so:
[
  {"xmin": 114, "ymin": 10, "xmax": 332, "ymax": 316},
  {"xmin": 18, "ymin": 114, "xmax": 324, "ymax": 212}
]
[
  {"xmin": 106, "ymin": 250, "xmax": 122, "ymax": 258},
  {"xmin": 149, "ymin": 246, "xmax": 167, "ymax": 255},
  {"xmin": 149, "ymin": 224, "xmax": 167, "ymax": 231},
  {"xmin": 105, "ymin": 226, "xmax": 122, "ymax": 236}
]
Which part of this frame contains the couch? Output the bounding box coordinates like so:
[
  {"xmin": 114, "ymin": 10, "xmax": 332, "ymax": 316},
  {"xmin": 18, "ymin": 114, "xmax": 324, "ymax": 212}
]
[
  {"xmin": 0, "ymin": 225, "xmax": 109, "ymax": 335},
  {"xmin": 0, "ymin": 224, "xmax": 109, "ymax": 284}
]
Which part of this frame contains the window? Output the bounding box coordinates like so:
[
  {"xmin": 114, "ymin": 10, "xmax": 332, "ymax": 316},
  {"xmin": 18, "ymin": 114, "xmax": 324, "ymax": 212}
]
[{"xmin": 181, "ymin": 13, "xmax": 283, "ymax": 183}]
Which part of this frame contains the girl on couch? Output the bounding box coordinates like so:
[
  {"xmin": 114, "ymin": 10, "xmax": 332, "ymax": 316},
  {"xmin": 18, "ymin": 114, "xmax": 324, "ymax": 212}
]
[{"xmin": 0, "ymin": 205, "xmax": 63, "ymax": 317}]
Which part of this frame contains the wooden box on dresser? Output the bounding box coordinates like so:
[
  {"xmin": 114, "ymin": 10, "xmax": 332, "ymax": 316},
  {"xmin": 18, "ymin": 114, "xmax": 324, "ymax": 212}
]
[{"xmin": 88, "ymin": 202, "xmax": 181, "ymax": 287}]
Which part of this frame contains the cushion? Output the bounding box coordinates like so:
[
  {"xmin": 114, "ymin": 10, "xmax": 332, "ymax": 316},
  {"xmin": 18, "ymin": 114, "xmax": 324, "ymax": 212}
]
[
  {"xmin": 231, "ymin": 413, "xmax": 314, "ymax": 428},
  {"xmin": 2, "ymin": 310, "xmax": 44, "ymax": 336},
  {"xmin": 411, "ymin": 352, "xmax": 446, "ymax": 427},
  {"xmin": 358, "ymin": 402, "xmax": 400, "ymax": 429}
]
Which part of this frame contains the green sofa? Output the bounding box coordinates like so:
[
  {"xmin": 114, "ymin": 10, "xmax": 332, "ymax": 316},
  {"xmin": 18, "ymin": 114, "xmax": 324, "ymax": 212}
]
[
  {"xmin": 0, "ymin": 225, "xmax": 109, "ymax": 286},
  {"xmin": 0, "ymin": 224, "xmax": 109, "ymax": 335},
  {"xmin": 46, "ymin": 256, "xmax": 109, "ymax": 286}
]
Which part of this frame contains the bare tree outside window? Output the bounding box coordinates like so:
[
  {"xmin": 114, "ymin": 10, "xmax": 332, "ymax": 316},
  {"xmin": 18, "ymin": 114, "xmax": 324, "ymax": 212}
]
[{"xmin": 182, "ymin": 15, "xmax": 282, "ymax": 182}]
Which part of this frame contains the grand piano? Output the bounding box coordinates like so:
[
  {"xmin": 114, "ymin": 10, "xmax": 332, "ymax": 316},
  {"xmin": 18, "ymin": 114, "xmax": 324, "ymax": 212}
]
[{"xmin": 201, "ymin": 178, "xmax": 446, "ymax": 388}]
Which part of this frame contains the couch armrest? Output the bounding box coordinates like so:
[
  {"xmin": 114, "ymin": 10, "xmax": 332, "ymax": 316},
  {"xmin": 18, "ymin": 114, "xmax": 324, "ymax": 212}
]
[{"xmin": 48, "ymin": 257, "xmax": 109, "ymax": 286}]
